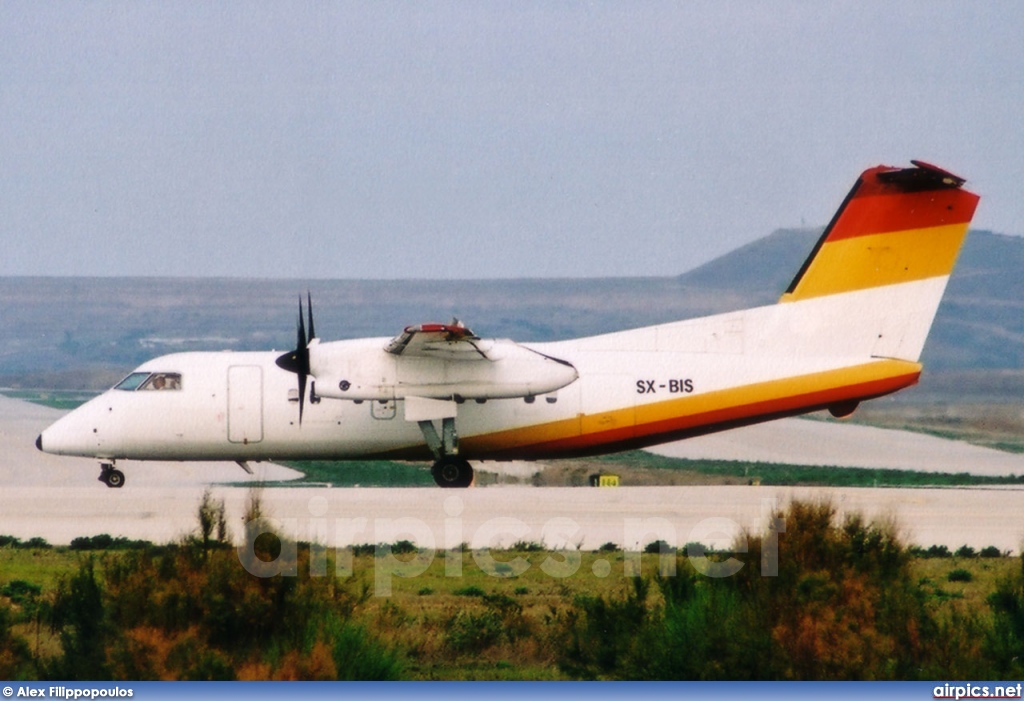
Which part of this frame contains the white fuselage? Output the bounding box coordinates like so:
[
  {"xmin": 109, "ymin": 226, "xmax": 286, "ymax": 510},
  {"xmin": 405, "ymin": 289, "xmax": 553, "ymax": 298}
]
[{"xmin": 37, "ymin": 280, "xmax": 936, "ymax": 465}]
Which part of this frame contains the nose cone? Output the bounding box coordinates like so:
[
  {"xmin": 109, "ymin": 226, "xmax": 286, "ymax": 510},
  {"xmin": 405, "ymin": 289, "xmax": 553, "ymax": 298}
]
[{"xmin": 37, "ymin": 398, "xmax": 110, "ymax": 458}]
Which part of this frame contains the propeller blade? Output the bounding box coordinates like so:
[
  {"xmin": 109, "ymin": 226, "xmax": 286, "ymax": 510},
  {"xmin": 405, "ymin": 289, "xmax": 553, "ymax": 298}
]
[
  {"xmin": 307, "ymin": 291, "xmax": 315, "ymax": 343},
  {"xmin": 297, "ymin": 297, "xmax": 306, "ymax": 363},
  {"xmin": 275, "ymin": 294, "xmax": 316, "ymax": 425},
  {"xmin": 297, "ymin": 363, "xmax": 307, "ymax": 424}
]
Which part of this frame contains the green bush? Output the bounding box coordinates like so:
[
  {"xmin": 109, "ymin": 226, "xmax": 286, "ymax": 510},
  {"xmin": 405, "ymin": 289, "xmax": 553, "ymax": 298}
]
[
  {"xmin": 50, "ymin": 558, "xmax": 110, "ymax": 680},
  {"xmin": 453, "ymin": 585, "xmax": 486, "ymax": 597},
  {"xmin": 559, "ymin": 500, "xmax": 945, "ymax": 680},
  {"xmin": 41, "ymin": 493, "xmax": 403, "ymax": 680},
  {"xmin": 1, "ymin": 580, "xmax": 41, "ymax": 606},
  {"xmin": 644, "ymin": 540, "xmax": 675, "ymax": 555},
  {"xmin": 559, "ymin": 577, "xmax": 651, "ymax": 679},
  {"xmin": 0, "ymin": 535, "xmax": 51, "ymax": 550},
  {"xmin": 984, "ymin": 556, "xmax": 1024, "ymax": 676},
  {"xmin": 445, "ymin": 609, "xmax": 504, "ymax": 652},
  {"xmin": 0, "ymin": 603, "xmax": 36, "ymax": 680},
  {"xmin": 949, "ymin": 569, "xmax": 974, "ymax": 583},
  {"xmin": 925, "ymin": 545, "xmax": 953, "ymax": 559},
  {"xmin": 68, "ymin": 535, "xmax": 153, "ymax": 551}
]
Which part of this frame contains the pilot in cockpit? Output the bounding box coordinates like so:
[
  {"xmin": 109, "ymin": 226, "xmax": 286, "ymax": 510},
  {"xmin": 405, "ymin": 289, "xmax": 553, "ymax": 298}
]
[{"xmin": 142, "ymin": 373, "xmax": 181, "ymax": 391}]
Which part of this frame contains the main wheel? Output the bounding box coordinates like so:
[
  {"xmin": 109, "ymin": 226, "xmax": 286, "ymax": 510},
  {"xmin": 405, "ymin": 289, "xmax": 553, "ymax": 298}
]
[
  {"xmin": 431, "ymin": 456, "xmax": 473, "ymax": 488},
  {"xmin": 102, "ymin": 468, "xmax": 125, "ymax": 488}
]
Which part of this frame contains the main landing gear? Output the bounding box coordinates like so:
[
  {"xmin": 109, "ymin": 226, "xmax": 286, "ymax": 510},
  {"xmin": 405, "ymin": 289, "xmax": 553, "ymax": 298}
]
[
  {"xmin": 431, "ymin": 455, "xmax": 474, "ymax": 489},
  {"xmin": 98, "ymin": 462, "xmax": 125, "ymax": 489},
  {"xmin": 418, "ymin": 416, "xmax": 474, "ymax": 488}
]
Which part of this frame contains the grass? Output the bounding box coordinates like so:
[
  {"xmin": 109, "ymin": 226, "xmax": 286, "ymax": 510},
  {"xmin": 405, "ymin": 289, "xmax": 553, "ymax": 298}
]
[
  {"xmin": 913, "ymin": 556, "xmax": 1017, "ymax": 617},
  {"xmin": 277, "ymin": 460, "xmax": 435, "ymax": 487},
  {"xmin": 595, "ymin": 450, "xmax": 1024, "ymax": 488},
  {"xmin": 0, "ymin": 544, "xmax": 657, "ymax": 680},
  {"xmin": 0, "ymin": 389, "xmax": 97, "ymax": 411},
  {"xmin": 0, "ymin": 548, "xmax": 81, "ymax": 592},
  {"xmin": 2, "ymin": 546, "xmax": 1015, "ymax": 628},
  {"xmin": 275, "ymin": 451, "xmax": 1024, "ymax": 489},
  {"xmin": 848, "ymin": 402, "xmax": 1024, "ymax": 454},
  {"xmin": 1, "ymin": 543, "xmax": 1019, "ymax": 680},
  {"xmin": 4, "ymin": 484, "xmax": 1024, "ymax": 681}
]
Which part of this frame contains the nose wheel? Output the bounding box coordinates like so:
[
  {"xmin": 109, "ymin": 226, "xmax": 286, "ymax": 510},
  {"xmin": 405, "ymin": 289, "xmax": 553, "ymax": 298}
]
[{"xmin": 98, "ymin": 463, "xmax": 125, "ymax": 489}]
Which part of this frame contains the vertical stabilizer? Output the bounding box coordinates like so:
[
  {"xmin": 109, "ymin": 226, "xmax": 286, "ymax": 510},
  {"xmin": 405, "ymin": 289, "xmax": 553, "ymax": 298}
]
[{"xmin": 778, "ymin": 161, "xmax": 979, "ymax": 363}]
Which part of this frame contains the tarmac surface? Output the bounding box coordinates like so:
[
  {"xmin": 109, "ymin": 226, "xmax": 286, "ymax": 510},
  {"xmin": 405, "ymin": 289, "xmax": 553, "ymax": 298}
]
[
  {"xmin": 649, "ymin": 416, "xmax": 1024, "ymax": 476},
  {"xmin": 2, "ymin": 395, "xmax": 1023, "ymax": 553}
]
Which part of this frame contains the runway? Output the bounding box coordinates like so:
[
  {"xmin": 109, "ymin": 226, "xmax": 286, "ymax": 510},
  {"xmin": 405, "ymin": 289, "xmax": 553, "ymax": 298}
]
[{"xmin": 2, "ymin": 395, "xmax": 1023, "ymax": 553}]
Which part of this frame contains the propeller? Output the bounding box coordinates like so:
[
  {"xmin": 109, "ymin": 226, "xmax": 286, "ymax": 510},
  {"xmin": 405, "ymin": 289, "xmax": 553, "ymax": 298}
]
[{"xmin": 275, "ymin": 292, "xmax": 316, "ymax": 424}]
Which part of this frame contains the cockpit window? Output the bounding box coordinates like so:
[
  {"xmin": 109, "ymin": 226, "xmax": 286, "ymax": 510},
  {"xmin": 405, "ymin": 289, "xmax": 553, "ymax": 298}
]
[
  {"xmin": 140, "ymin": 373, "xmax": 182, "ymax": 391},
  {"xmin": 113, "ymin": 372, "xmax": 182, "ymax": 391},
  {"xmin": 114, "ymin": 372, "xmax": 151, "ymax": 391}
]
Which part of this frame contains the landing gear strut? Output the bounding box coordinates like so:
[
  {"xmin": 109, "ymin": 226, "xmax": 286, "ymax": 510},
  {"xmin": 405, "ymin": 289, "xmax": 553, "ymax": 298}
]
[
  {"xmin": 418, "ymin": 416, "xmax": 474, "ymax": 488},
  {"xmin": 98, "ymin": 462, "xmax": 125, "ymax": 489}
]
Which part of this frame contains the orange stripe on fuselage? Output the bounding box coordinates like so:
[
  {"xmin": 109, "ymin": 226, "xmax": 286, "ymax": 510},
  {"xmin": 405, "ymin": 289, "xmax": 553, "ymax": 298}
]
[{"xmin": 457, "ymin": 359, "xmax": 920, "ymax": 460}]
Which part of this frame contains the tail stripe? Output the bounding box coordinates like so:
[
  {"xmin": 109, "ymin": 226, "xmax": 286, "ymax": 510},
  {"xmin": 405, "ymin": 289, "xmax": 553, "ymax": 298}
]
[
  {"xmin": 782, "ymin": 162, "xmax": 979, "ymax": 302},
  {"xmin": 828, "ymin": 187, "xmax": 975, "ymax": 241}
]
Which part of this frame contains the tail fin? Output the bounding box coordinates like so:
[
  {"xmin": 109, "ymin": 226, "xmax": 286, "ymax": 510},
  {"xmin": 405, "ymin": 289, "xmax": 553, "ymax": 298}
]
[
  {"xmin": 782, "ymin": 160, "xmax": 979, "ymax": 302},
  {"xmin": 778, "ymin": 161, "xmax": 979, "ymax": 363}
]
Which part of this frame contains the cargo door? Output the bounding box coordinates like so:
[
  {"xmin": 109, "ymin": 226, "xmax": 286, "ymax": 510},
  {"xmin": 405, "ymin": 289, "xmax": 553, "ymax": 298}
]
[{"xmin": 228, "ymin": 365, "xmax": 264, "ymax": 444}]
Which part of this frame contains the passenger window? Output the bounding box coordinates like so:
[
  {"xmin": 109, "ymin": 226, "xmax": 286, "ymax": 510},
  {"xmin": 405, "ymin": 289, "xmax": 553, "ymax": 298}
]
[{"xmin": 140, "ymin": 373, "xmax": 182, "ymax": 391}]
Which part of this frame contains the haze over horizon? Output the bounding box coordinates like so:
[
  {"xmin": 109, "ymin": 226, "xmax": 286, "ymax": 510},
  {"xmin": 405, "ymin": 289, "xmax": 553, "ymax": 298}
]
[{"xmin": 3, "ymin": 2, "xmax": 1022, "ymax": 280}]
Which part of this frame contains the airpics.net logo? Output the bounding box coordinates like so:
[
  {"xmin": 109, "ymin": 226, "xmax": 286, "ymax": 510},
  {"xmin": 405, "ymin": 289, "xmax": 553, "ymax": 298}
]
[
  {"xmin": 234, "ymin": 495, "xmax": 786, "ymax": 596},
  {"xmin": 934, "ymin": 683, "xmax": 1023, "ymax": 699}
]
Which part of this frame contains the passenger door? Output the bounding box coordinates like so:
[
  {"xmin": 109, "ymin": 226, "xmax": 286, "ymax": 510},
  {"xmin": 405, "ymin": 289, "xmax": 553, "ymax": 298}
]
[{"xmin": 227, "ymin": 365, "xmax": 264, "ymax": 444}]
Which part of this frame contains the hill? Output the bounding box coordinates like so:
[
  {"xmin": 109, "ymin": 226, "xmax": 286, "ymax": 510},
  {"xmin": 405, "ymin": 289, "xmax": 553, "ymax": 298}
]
[{"xmin": 1, "ymin": 228, "xmax": 1022, "ymax": 390}]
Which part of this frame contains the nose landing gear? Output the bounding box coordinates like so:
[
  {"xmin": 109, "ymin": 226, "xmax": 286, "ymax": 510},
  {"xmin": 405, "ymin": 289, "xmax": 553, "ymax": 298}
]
[{"xmin": 98, "ymin": 462, "xmax": 125, "ymax": 488}]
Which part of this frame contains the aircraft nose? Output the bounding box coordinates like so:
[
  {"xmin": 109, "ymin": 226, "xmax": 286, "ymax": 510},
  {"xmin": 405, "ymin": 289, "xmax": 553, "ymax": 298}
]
[{"xmin": 36, "ymin": 398, "xmax": 112, "ymax": 458}]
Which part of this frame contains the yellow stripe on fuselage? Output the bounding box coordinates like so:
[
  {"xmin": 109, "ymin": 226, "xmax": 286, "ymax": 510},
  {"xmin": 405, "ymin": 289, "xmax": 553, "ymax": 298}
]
[
  {"xmin": 458, "ymin": 358, "xmax": 921, "ymax": 459},
  {"xmin": 780, "ymin": 222, "xmax": 969, "ymax": 302}
]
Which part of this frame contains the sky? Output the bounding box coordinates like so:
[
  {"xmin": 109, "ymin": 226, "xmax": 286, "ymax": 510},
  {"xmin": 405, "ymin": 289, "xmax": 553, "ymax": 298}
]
[{"xmin": 1, "ymin": 1, "xmax": 1023, "ymax": 279}]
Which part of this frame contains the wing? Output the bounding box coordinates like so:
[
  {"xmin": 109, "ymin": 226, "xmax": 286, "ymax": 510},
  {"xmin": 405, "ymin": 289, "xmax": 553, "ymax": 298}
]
[{"xmin": 384, "ymin": 320, "xmax": 492, "ymax": 360}]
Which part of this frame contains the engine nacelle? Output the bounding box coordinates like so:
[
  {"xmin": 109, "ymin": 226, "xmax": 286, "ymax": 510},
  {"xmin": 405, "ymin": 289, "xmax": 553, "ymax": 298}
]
[{"xmin": 308, "ymin": 338, "xmax": 577, "ymax": 401}]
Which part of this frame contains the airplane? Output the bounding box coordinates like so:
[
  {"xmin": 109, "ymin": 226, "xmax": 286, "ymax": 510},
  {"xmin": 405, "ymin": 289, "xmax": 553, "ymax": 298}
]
[{"xmin": 37, "ymin": 160, "xmax": 980, "ymax": 489}]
